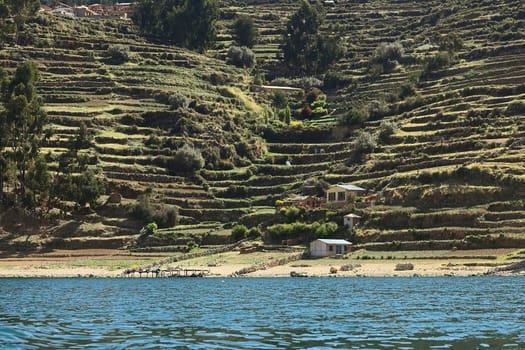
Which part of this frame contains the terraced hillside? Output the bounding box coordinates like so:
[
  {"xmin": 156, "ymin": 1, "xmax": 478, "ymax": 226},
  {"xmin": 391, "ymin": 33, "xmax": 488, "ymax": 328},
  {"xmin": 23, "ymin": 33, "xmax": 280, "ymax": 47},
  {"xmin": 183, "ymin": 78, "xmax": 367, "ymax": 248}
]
[
  {"xmin": 1, "ymin": 0, "xmax": 524, "ymax": 252},
  {"xmin": 214, "ymin": 0, "xmax": 525, "ymax": 250}
]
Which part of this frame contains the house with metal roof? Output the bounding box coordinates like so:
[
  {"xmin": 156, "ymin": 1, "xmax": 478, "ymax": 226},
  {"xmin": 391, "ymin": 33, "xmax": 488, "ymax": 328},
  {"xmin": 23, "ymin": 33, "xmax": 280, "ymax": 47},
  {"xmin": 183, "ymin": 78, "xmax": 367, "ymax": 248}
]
[
  {"xmin": 325, "ymin": 184, "xmax": 366, "ymax": 207},
  {"xmin": 310, "ymin": 239, "xmax": 352, "ymax": 257}
]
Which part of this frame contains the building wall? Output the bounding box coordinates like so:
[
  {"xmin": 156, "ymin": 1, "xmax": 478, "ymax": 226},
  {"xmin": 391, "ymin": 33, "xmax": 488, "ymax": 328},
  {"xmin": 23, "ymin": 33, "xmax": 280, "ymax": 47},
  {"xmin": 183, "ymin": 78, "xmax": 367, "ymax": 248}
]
[
  {"xmin": 310, "ymin": 240, "xmax": 329, "ymax": 257},
  {"xmin": 326, "ymin": 187, "xmax": 346, "ymax": 202},
  {"xmin": 310, "ymin": 240, "xmax": 351, "ymax": 257}
]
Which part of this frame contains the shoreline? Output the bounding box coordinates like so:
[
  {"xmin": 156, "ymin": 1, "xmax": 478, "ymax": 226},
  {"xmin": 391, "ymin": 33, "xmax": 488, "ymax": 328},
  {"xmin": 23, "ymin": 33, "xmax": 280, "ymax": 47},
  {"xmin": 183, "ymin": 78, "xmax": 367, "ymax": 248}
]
[
  {"xmin": 0, "ymin": 260, "xmax": 508, "ymax": 278},
  {"xmin": 0, "ymin": 248, "xmax": 521, "ymax": 278}
]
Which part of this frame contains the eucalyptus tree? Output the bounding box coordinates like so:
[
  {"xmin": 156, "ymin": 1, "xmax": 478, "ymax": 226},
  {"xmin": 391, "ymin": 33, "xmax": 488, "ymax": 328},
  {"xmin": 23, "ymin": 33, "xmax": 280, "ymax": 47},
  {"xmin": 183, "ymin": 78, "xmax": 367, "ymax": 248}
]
[
  {"xmin": 0, "ymin": 0, "xmax": 40, "ymax": 44},
  {"xmin": 0, "ymin": 61, "xmax": 47, "ymax": 200}
]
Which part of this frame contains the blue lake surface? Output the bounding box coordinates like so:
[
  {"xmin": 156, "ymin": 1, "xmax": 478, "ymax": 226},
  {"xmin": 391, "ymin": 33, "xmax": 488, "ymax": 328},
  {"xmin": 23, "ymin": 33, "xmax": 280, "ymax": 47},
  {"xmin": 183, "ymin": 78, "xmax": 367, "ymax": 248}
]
[{"xmin": 0, "ymin": 277, "xmax": 524, "ymax": 349}]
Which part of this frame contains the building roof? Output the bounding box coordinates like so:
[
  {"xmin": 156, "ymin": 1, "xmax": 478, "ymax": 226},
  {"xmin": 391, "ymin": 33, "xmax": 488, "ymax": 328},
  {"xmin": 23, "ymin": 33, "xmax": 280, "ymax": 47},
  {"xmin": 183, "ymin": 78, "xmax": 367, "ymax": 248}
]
[
  {"xmin": 344, "ymin": 213, "xmax": 361, "ymax": 218},
  {"xmin": 335, "ymin": 184, "xmax": 366, "ymax": 191},
  {"xmin": 316, "ymin": 239, "xmax": 352, "ymax": 245}
]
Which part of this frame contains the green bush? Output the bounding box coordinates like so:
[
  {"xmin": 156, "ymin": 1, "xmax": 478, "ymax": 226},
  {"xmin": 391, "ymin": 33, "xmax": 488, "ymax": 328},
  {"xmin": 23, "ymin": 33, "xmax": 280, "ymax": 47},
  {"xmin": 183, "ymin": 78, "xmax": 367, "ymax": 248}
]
[
  {"xmin": 311, "ymin": 106, "xmax": 328, "ymax": 118},
  {"xmin": 323, "ymin": 71, "xmax": 350, "ymax": 89},
  {"xmin": 341, "ymin": 105, "xmax": 368, "ymax": 125},
  {"xmin": 353, "ymin": 131, "xmax": 377, "ymax": 155},
  {"xmin": 144, "ymin": 222, "xmax": 158, "ymax": 236},
  {"xmin": 231, "ymin": 224, "xmax": 248, "ymax": 241},
  {"xmin": 169, "ymin": 144, "xmax": 205, "ymax": 175},
  {"xmin": 168, "ymin": 93, "xmax": 189, "ymax": 110},
  {"xmin": 314, "ymin": 222, "xmax": 338, "ymax": 238},
  {"xmin": 129, "ymin": 194, "xmax": 177, "ymax": 228},
  {"xmin": 367, "ymin": 99, "xmax": 389, "ymax": 119},
  {"xmin": 284, "ymin": 206, "xmax": 302, "ymax": 222},
  {"xmin": 106, "ymin": 45, "xmax": 130, "ymax": 64},
  {"xmin": 371, "ymin": 41, "xmax": 404, "ymax": 72},
  {"xmin": 420, "ymin": 52, "xmax": 451, "ymax": 79},
  {"xmin": 378, "ymin": 120, "xmax": 397, "ymax": 142},
  {"xmin": 226, "ymin": 45, "xmax": 256, "ymax": 68}
]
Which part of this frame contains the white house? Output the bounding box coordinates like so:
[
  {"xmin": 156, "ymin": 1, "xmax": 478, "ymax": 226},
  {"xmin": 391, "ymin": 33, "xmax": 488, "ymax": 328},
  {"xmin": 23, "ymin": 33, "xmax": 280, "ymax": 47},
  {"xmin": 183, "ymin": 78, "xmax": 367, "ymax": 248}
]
[
  {"xmin": 343, "ymin": 213, "xmax": 361, "ymax": 228},
  {"xmin": 51, "ymin": 7, "xmax": 74, "ymax": 16},
  {"xmin": 310, "ymin": 239, "xmax": 352, "ymax": 257},
  {"xmin": 325, "ymin": 184, "xmax": 366, "ymax": 206}
]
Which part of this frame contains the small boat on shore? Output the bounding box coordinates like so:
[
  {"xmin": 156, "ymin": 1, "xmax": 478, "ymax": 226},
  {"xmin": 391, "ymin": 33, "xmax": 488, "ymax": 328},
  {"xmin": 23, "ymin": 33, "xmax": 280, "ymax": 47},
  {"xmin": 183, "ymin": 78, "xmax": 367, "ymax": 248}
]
[{"xmin": 290, "ymin": 271, "xmax": 308, "ymax": 277}]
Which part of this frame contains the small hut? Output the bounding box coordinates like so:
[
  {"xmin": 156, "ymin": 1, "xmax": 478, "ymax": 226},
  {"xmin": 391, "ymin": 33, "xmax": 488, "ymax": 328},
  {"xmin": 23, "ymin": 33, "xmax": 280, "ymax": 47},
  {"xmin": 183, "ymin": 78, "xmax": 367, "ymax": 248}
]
[
  {"xmin": 310, "ymin": 239, "xmax": 352, "ymax": 257},
  {"xmin": 343, "ymin": 213, "xmax": 361, "ymax": 228}
]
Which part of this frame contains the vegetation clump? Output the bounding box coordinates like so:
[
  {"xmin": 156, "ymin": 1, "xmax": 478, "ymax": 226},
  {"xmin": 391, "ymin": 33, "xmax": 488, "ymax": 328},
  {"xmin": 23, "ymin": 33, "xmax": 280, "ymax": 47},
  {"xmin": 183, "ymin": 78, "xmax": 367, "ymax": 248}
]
[
  {"xmin": 169, "ymin": 144, "xmax": 205, "ymax": 175},
  {"xmin": 226, "ymin": 45, "xmax": 256, "ymax": 68},
  {"xmin": 370, "ymin": 41, "xmax": 405, "ymax": 73},
  {"xmin": 232, "ymin": 15, "xmax": 257, "ymax": 48},
  {"xmin": 0, "ymin": 61, "xmax": 48, "ymax": 206},
  {"xmin": 133, "ymin": 0, "xmax": 219, "ymax": 52},
  {"xmin": 105, "ymin": 44, "xmax": 131, "ymax": 64},
  {"xmin": 281, "ymin": 1, "xmax": 344, "ymax": 74}
]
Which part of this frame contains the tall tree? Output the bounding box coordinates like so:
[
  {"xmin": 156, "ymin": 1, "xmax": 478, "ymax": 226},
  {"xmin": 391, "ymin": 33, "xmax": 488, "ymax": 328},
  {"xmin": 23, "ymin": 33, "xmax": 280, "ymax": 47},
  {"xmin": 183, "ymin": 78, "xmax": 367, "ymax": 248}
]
[
  {"xmin": 0, "ymin": 61, "xmax": 47, "ymax": 197},
  {"xmin": 0, "ymin": 0, "xmax": 40, "ymax": 45},
  {"xmin": 27, "ymin": 154, "xmax": 52, "ymax": 206},
  {"xmin": 52, "ymin": 124, "xmax": 104, "ymax": 209},
  {"xmin": 281, "ymin": 0, "xmax": 343, "ymax": 74},
  {"xmin": 232, "ymin": 15, "xmax": 258, "ymax": 48},
  {"xmin": 133, "ymin": 0, "xmax": 219, "ymax": 52}
]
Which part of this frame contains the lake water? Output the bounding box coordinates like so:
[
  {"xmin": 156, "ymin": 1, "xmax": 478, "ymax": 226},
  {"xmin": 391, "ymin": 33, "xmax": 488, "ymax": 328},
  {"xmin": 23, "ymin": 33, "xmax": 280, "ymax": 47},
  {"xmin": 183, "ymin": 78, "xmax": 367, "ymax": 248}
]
[{"xmin": 1, "ymin": 277, "xmax": 524, "ymax": 349}]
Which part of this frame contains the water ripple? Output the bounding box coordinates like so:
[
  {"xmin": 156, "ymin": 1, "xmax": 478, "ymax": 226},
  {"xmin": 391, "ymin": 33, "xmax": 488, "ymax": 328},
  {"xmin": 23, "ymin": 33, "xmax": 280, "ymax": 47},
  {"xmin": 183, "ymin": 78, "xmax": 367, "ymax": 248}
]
[{"xmin": 0, "ymin": 277, "xmax": 524, "ymax": 349}]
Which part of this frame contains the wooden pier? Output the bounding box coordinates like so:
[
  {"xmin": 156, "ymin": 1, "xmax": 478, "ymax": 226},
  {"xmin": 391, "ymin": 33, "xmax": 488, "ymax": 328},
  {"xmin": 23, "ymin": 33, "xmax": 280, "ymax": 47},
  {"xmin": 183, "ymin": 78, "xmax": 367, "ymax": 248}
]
[{"xmin": 123, "ymin": 267, "xmax": 210, "ymax": 278}]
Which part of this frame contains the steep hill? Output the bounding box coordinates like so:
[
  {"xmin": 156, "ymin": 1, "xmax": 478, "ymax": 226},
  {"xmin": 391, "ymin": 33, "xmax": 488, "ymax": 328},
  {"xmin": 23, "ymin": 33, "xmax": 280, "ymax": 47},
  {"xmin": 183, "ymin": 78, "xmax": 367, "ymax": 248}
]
[{"xmin": 1, "ymin": 0, "xmax": 524, "ymax": 253}]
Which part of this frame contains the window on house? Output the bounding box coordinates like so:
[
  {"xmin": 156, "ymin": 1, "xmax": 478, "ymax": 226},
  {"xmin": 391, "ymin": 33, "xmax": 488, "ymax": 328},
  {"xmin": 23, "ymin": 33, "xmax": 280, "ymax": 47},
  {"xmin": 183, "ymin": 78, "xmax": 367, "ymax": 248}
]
[
  {"xmin": 329, "ymin": 245, "xmax": 333, "ymax": 251},
  {"xmin": 328, "ymin": 192, "xmax": 336, "ymax": 201},
  {"xmin": 337, "ymin": 191, "xmax": 346, "ymax": 201}
]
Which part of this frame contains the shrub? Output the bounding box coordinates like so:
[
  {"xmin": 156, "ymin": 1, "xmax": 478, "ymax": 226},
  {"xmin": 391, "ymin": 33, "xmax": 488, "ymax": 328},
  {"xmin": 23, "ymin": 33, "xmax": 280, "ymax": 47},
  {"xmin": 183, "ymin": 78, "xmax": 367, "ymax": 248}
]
[
  {"xmin": 439, "ymin": 32, "xmax": 463, "ymax": 54},
  {"xmin": 272, "ymin": 91, "xmax": 288, "ymax": 109},
  {"xmin": 270, "ymin": 76, "xmax": 322, "ymax": 90},
  {"xmin": 169, "ymin": 144, "xmax": 205, "ymax": 175},
  {"xmin": 371, "ymin": 42, "xmax": 404, "ymax": 72},
  {"xmin": 106, "ymin": 45, "xmax": 130, "ymax": 64},
  {"xmin": 295, "ymin": 77, "xmax": 323, "ymax": 90},
  {"xmin": 143, "ymin": 222, "xmax": 158, "ymax": 236},
  {"xmin": 367, "ymin": 99, "xmax": 389, "ymax": 119},
  {"xmin": 299, "ymin": 104, "xmax": 313, "ymax": 119},
  {"xmin": 323, "ymin": 71, "xmax": 350, "ymax": 89},
  {"xmin": 341, "ymin": 105, "xmax": 368, "ymax": 125},
  {"xmin": 505, "ymin": 101, "xmax": 525, "ymax": 116},
  {"xmin": 277, "ymin": 106, "xmax": 291, "ymax": 124},
  {"xmin": 129, "ymin": 194, "xmax": 177, "ymax": 228},
  {"xmin": 311, "ymin": 106, "xmax": 328, "ymax": 118},
  {"xmin": 420, "ymin": 52, "xmax": 451, "ymax": 79},
  {"xmin": 231, "ymin": 224, "xmax": 248, "ymax": 241},
  {"xmin": 353, "ymin": 131, "xmax": 377, "ymax": 154},
  {"xmin": 305, "ymin": 88, "xmax": 322, "ymax": 104},
  {"xmin": 378, "ymin": 121, "xmax": 397, "ymax": 142},
  {"xmin": 314, "ymin": 222, "xmax": 338, "ymax": 238},
  {"xmin": 226, "ymin": 45, "xmax": 256, "ymax": 68},
  {"xmin": 283, "ymin": 206, "xmax": 302, "ymax": 222},
  {"xmin": 398, "ymin": 82, "xmax": 416, "ymax": 99},
  {"xmin": 168, "ymin": 93, "xmax": 189, "ymax": 110}
]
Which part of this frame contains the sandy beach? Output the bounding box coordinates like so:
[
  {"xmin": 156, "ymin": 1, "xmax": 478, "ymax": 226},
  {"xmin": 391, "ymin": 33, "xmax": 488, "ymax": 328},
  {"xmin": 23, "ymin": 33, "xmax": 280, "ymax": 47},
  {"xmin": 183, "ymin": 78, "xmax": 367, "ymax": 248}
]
[{"xmin": 0, "ymin": 248, "xmax": 504, "ymax": 278}]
